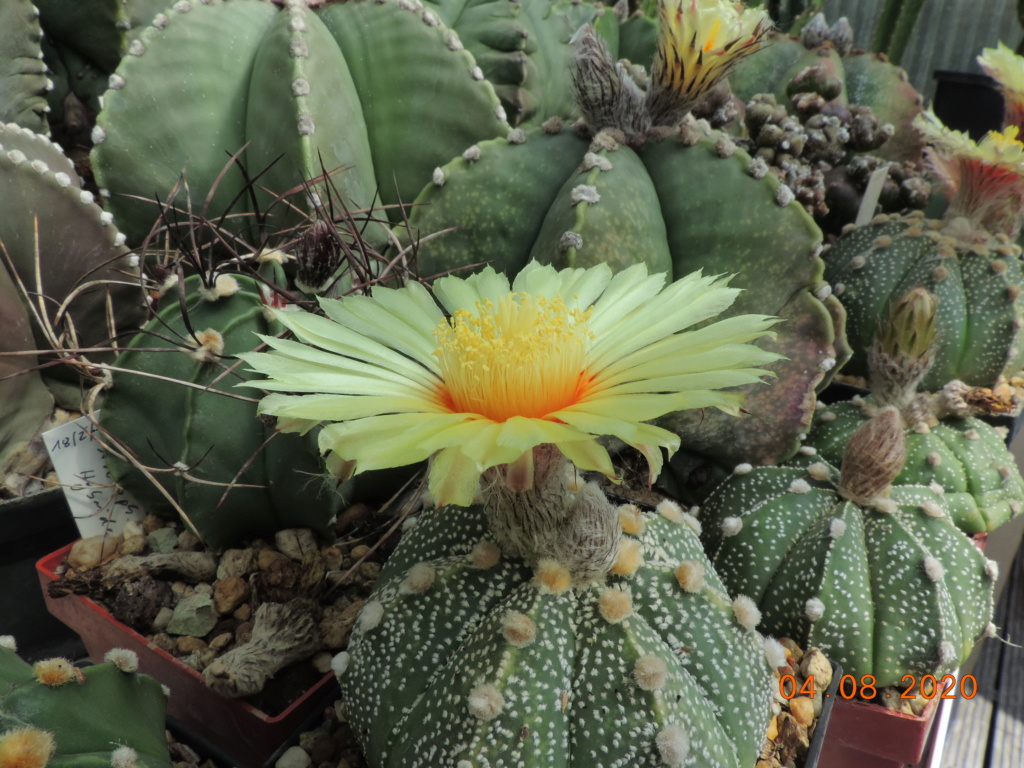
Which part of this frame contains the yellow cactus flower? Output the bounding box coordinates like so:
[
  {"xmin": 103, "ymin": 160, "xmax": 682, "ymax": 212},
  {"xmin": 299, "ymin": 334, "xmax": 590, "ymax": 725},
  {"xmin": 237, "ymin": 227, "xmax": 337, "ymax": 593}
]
[
  {"xmin": 648, "ymin": 0, "xmax": 771, "ymax": 125},
  {"xmin": 243, "ymin": 261, "xmax": 778, "ymax": 507},
  {"xmin": 978, "ymin": 42, "xmax": 1024, "ymax": 129},
  {"xmin": 914, "ymin": 109, "xmax": 1024, "ymax": 237}
]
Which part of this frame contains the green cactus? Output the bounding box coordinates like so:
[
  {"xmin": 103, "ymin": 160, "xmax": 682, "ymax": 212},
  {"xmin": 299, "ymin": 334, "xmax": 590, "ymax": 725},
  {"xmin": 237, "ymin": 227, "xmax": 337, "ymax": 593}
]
[
  {"xmin": 90, "ymin": 0, "xmax": 510, "ymax": 246},
  {"xmin": 0, "ymin": 642, "xmax": 171, "ymax": 768},
  {"xmin": 402, "ymin": 120, "xmax": 849, "ymax": 466},
  {"xmin": 99, "ymin": 273, "xmax": 348, "ymax": 551},
  {"xmin": 825, "ymin": 212, "xmax": 1024, "ymax": 390},
  {"xmin": 699, "ymin": 409, "xmax": 996, "ymax": 687},
  {"xmin": 0, "ymin": 121, "xmax": 142, "ymax": 407},
  {"xmin": 0, "ymin": 0, "xmax": 50, "ymax": 134},
  {"xmin": 422, "ymin": 0, "xmax": 619, "ymax": 126},
  {"xmin": 339, "ymin": 499, "xmax": 778, "ymax": 768}
]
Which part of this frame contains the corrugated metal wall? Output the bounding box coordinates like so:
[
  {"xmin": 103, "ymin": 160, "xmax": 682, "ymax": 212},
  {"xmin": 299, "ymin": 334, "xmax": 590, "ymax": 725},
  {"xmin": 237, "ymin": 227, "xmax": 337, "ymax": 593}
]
[{"xmin": 821, "ymin": 0, "xmax": 1024, "ymax": 99}]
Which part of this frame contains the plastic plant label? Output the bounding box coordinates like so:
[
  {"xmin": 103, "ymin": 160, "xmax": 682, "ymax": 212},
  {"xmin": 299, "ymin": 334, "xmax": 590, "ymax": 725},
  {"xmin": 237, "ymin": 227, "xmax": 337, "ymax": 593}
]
[{"xmin": 44, "ymin": 412, "xmax": 144, "ymax": 538}]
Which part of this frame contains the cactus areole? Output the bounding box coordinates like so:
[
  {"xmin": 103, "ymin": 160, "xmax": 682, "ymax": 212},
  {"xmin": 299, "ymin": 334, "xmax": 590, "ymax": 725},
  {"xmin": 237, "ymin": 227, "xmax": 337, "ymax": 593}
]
[{"xmin": 244, "ymin": 260, "xmax": 784, "ymax": 765}]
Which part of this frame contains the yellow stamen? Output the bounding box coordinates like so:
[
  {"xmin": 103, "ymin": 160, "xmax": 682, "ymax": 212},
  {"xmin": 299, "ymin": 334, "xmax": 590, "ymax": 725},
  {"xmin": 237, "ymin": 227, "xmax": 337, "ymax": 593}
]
[{"xmin": 433, "ymin": 293, "xmax": 593, "ymax": 421}]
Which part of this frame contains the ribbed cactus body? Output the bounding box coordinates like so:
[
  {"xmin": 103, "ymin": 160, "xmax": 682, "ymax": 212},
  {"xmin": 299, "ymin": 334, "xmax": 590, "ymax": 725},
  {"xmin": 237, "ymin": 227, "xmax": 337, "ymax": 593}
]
[
  {"xmin": 825, "ymin": 213, "xmax": 1024, "ymax": 389},
  {"xmin": 341, "ymin": 503, "xmax": 776, "ymax": 768},
  {"xmin": 0, "ymin": 645, "xmax": 171, "ymax": 768},
  {"xmin": 700, "ymin": 458, "xmax": 995, "ymax": 687},
  {"xmin": 405, "ymin": 122, "xmax": 848, "ymax": 465},
  {"xmin": 0, "ymin": 0, "xmax": 49, "ymax": 133},
  {"xmin": 809, "ymin": 400, "xmax": 1024, "ymax": 534},
  {"xmin": 90, "ymin": 0, "xmax": 509, "ymax": 245},
  {"xmin": 100, "ymin": 274, "xmax": 346, "ymax": 551}
]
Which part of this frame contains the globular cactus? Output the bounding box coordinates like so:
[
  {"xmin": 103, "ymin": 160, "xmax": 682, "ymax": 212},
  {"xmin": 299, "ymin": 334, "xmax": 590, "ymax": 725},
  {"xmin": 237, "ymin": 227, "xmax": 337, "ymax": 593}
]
[
  {"xmin": 0, "ymin": 640, "xmax": 171, "ymax": 768},
  {"xmin": 700, "ymin": 410, "xmax": 996, "ymax": 687},
  {"xmin": 404, "ymin": 118, "xmax": 848, "ymax": 466},
  {"xmin": 423, "ymin": 0, "xmax": 619, "ymax": 126},
  {"xmin": 825, "ymin": 111, "xmax": 1024, "ymax": 390},
  {"xmin": 0, "ymin": 0, "xmax": 50, "ymax": 134},
  {"xmin": 0, "ymin": 121, "xmax": 142, "ymax": 408},
  {"xmin": 339, "ymin": 497, "xmax": 779, "ymax": 768},
  {"xmin": 806, "ymin": 285, "xmax": 1024, "ymax": 535},
  {"xmin": 99, "ymin": 273, "xmax": 348, "ymax": 551},
  {"xmin": 90, "ymin": 0, "xmax": 511, "ymax": 246}
]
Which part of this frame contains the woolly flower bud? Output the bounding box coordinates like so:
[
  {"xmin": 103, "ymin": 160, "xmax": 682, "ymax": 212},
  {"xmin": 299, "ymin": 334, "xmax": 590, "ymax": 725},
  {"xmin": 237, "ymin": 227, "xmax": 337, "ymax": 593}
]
[
  {"xmin": 839, "ymin": 407, "xmax": 907, "ymax": 505},
  {"xmin": 33, "ymin": 658, "xmax": 77, "ymax": 687},
  {"xmin": 0, "ymin": 727, "xmax": 56, "ymax": 768},
  {"xmin": 103, "ymin": 648, "xmax": 139, "ymax": 673}
]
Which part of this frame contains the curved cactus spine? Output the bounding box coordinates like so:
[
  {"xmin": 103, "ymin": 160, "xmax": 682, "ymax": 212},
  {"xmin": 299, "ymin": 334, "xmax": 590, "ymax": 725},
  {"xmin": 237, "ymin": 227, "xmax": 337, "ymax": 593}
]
[
  {"xmin": 340, "ymin": 501, "xmax": 777, "ymax": 768},
  {"xmin": 699, "ymin": 413, "xmax": 995, "ymax": 687},
  {"xmin": 0, "ymin": 0, "xmax": 50, "ymax": 133},
  {"xmin": 0, "ymin": 122, "xmax": 142, "ymax": 405},
  {"xmin": 0, "ymin": 642, "xmax": 171, "ymax": 768},
  {"xmin": 404, "ymin": 120, "xmax": 847, "ymax": 465},
  {"xmin": 91, "ymin": 0, "xmax": 510, "ymax": 246},
  {"xmin": 99, "ymin": 273, "xmax": 348, "ymax": 551}
]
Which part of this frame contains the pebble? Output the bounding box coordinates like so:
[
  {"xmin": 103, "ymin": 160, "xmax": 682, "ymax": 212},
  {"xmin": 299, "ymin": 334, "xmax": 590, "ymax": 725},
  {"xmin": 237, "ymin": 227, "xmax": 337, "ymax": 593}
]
[
  {"xmin": 311, "ymin": 652, "xmax": 334, "ymax": 674},
  {"xmin": 142, "ymin": 514, "xmax": 166, "ymax": 534},
  {"xmin": 349, "ymin": 545, "xmax": 371, "ymax": 561},
  {"xmin": 68, "ymin": 534, "xmax": 122, "ymax": 569},
  {"xmin": 274, "ymin": 745, "xmax": 311, "ymax": 768},
  {"xmin": 213, "ymin": 577, "xmax": 251, "ymax": 615},
  {"xmin": 176, "ymin": 635, "xmax": 207, "ymax": 654},
  {"xmin": 275, "ymin": 529, "xmax": 319, "ymax": 561},
  {"xmin": 216, "ymin": 548, "xmax": 256, "ymax": 580},
  {"xmin": 335, "ymin": 503, "xmax": 371, "ymax": 534},
  {"xmin": 790, "ymin": 696, "xmax": 815, "ymax": 726},
  {"xmin": 232, "ymin": 603, "xmax": 252, "ymax": 622},
  {"xmin": 209, "ymin": 632, "xmax": 234, "ymax": 651},
  {"xmin": 321, "ymin": 545, "xmax": 344, "ymax": 571},
  {"xmin": 166, "ymin": 594, "xmax": 217, "ymax": 637},
  {"xmin": 152, "ymin": 606, "xmax": 175, "ymax": 632},
  {"xmin": 234, "ymin": 621, "xmax": 253, "ymax": 645},
  {"xmin": 319, "ymin": 599, "xmax": 365, "ymax": 649},
  {"xmin": 800, "ymin": 648, "xmax": 832, "ymax": 691},
  {"xmin": 177, "ymin": 530, "xmax": 202, "ymax": 551},
  {"xmin": 148, "ymin": 528, "xmax": 179, "ymax": 554},
  {"xmin": 119, "ymin": 534, "xmax": 147, "ymax": 556}
]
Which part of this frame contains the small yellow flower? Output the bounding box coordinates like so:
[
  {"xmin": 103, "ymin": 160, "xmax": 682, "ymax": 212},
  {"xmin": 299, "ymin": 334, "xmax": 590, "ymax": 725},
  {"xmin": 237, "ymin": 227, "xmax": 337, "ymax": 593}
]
[
  {"xmin": 978, "ymin": 42, "xmax": 1024, "ymax": 129},
  {"xmin": 649, "ymin": 0, "xmax": 771, "ymax": 124},
  {"xmin": 914, "ymin": 109, "xmax": 1024, "ymax": 237},
  {"xmin": 243, "ymin": 262, "xmax": 778, "ymax": 507},
  {"xmin": 0, "ymin": 727, "xmax": 56, "ymax": 768}
]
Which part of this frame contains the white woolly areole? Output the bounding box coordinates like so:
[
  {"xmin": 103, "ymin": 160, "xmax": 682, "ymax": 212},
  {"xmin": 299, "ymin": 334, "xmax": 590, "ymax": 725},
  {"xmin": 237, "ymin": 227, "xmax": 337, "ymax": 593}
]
[
  {"xmin": 100, "ymin": 211, "xmax": 114, "ymax": 226},
  {"xmin": 501, "ymin": 611, "xmax": 537, "ymax": 648},
  {"xmin": 598, "ymin": 588, "xmax": 633, "ymax": 623},
  {"xmin": 985, "ymin": 559, "xmax": 999, "ymax": 580},
  {"xmin": 775, "ymin": 184, "xmax": 796, "ymax": 206},
  {"xmin": 289, "ymin": 16, "xmax": 307, "ymax": 32},
  {"xmin": 462, "ymin": 144, "xmax": 481, "ymax": 162},
  {"xmin": 199, "ymin": 274, "xmax": 239, "ymax": 301},
  {"xmin": 923, "ymin": 557, "xmax": 945, "ymax": 581},
  {"xmin": 715, "ymin": 136, "xmax": 736, "ymax": 157},
  {"xmin": 764, "ymin": 637, "xmax": 788, "ymax": 670},
  {"xmin": 656, "ymin": 723, "xmax": 689, "ymax": 767},
  {"xmin": 128, "ymin": 40, "xmax": 145, "ymax": 56},
  {"xmin": 495, "ymin": 105, "xmax": 508, "ymax": 122},
  {"xmin": 469, "ymin": 539, "xmax": 500, "ymax": 568},
  {"xmin": 748, "ymin": 157, "xmax": 769, "ymax": 178},
  {"xmin": 467, "ymin": 683, "xmax": 504, "ymax": 720},
  {"xmin": 399, "ymin": 562, "xmax": 436, "ymax": 594},
  {"xmin": 789, "ymin": 478, "xmax": 811, "ymax": 494},
  {"xmin": 938, "ymin": 641, "xmax": 957, "ymax": 665},
  {"xmin": 114, "ymin": 232, "xmax": 126, "ymax": 247},
  {"xmin": 633, "ymin": 654, "xmax": 669, "ymax": 691},
  {"xmin": 819, "ymin": 357, "xmax": 836, "ymax": 372},
  {"xmin": 570, "ymin": 184, "xmax": 600, "ymax": 205},
  {"xmin": 656, "ymin": 499, "xmax": 683, "ymax": 522},
  {"xmin": 103, "ymin": 648, "xmax": 138, "ymax": 673},
  {"xmin": 819, "ymin": 411, "xmax": 836, "ymax": 422},
  {"xmin": 6, "ymin": 149, "xmax": 26, "ymax": 165},
  {"xmin": 680, "ymin": 512, "xmax": 701, "ymax": 536},
  {"xmin": 432, "ymin": 167, "xmax": 445, "ymax": 186},
  {"xmin": 290, "ymin": 38, "xmax": 309, "ymax": 58},
  {"xmin": 733, "ymin": 462, "xmax": 753, "ymax": 475},
  {"xmin": 807, "ymin": 462, "xmax": 830, "ymax": 481},
  {"xmin": 471, "ymin": 66, "xmax": 484, "ymax": 80},
  {"xmin": 721, "ymin": 516, "xmax": 743, "ymax": 537},
  {"xmin": 921, "ymin": 501, "xmax": 945, "ymax": 518},
  {"xmin": 733, "ymin": 595, "xmax": 761, "ymax": 630},
  {"xmin": 0, "ymin": 635, "xmax": 16, "ymax": 651},
  {"xmin": 582, "ymin": 152, "xmax": 613, "ymax": 171},
  {"xmin": 292, "ymin": 77, "xmax": 310, "ymax": 96},
  {"xmin": 445, "ymin": 31, "xmax": 463, "ymax": 51},
  {"xmin": 297, "ymin": 113, "xmax": 315, "ymax": 135},
  {"xmin": 507, "ymin": 128, "xmax": 526, "ymax": 144},
  {"xmin": 54, "ymin": 171, "xmax": 71, "ymax": 188},
  {"xmin": 151, "ymin": 13, "xmax": 169, "ymax": 28},
  {"xmin": 928, "ymin": 481, "xmax": 945, "ymax": 496},
  {"xmin": 873, "ymin": 498, "xmax": 899, "ymax": 514},
  {"xmin": 173, "ymin": 0, "xmax": 193, "ymax": 12},
  {"xmin": 985, "ymin": 622, "xmax": 998, "ymax": 638},
  {"xmin": 675, "ymin": 560, "xmax": 705, "ymax": 593},
  {"xmin": 330, "ymin": 651, "xmax": 350, "ymax": 680},
  {"xmin": 30, "ymin": 159, "xmax": 49, "ymax": 175},
  {"xmin": 358, "ymin": 601, "xmax": 384, "ymax": 632},
  {"xmin": 799, "ymin": 446, "xmax": 818, "ymax": 455},
  {"xmin": 805, "ymin": 597, "xmax": 825, "ymax": 621},
  {"xmin": 829, "ymin": 518, "xmax": 846, "ymax": 538},
  {"xmin": 110, "ymin": 746, "xmax": 139, "ymax": 768},
  {"xmin": 79, "ymin": 190, "xmax": 94, "ymax": 205},
  {"xmin": 558, "ymin": 231, "xmax": 583, "ymax": 251}
]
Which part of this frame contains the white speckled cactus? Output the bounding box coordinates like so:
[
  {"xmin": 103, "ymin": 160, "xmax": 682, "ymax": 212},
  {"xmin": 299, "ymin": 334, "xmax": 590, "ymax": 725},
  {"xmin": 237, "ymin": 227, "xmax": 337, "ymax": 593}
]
[
  {"xmin": 340, "ymin": 469, "xmax": 778, "ymax": 768},
  {"xmin": 700, "ymin": 409, "xmax": 996, "ymax": 687}
]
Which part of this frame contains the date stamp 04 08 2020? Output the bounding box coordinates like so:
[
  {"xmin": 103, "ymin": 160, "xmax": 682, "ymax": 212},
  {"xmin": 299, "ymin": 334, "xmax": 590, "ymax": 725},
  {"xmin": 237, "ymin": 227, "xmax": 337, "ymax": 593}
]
[{"xmin": 779, "ymin": 673, "xmax": 979, "ymax": 701}]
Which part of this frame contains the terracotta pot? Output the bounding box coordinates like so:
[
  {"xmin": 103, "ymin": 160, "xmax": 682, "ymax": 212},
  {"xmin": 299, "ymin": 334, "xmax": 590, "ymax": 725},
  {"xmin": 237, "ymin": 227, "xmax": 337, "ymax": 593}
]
[{"xmin": 36, "ymin": 543, "xmax": 337, "ymax": 768}]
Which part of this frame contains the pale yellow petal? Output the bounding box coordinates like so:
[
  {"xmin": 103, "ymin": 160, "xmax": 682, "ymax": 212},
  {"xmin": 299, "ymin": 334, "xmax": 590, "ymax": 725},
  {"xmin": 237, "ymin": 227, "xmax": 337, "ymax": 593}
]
[
  {"xmin": 434, "ymin": 266, "xmax": 511, "ymax": 314},
  {"xmin": 318, "ymin": 292, "xmax": 440, "ymax": 368},
  {"xmin": 429, "ymin": 447, "xmax": 484, "ymax": 507},
  {"xmin": 586, "ymin": 265, "xmax": 666, "ymax": 336},
  {"xmin": 555, "ymin": 438, "xmax": 616, "ymax": 478},
  {"xmin": 319, "ymin": 413, "xmax": 469, "ymax": 472},
  {"xmin": 258, "ymin": 392, "xmax": 442, "ymax": 421}
]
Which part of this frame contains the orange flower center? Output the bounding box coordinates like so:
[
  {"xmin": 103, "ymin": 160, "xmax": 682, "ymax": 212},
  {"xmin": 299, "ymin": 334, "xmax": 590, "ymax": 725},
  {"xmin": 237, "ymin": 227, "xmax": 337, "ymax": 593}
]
[{"xmin": 433, "ymin": 293, "xmax": 592, "ymax": 422}]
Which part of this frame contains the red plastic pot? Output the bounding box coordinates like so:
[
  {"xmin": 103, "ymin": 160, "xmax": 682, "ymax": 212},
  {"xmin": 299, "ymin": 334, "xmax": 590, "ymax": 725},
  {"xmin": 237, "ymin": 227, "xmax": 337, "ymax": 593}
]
[
  {"xmin": 36, "ymin": 543, "xmax": 336, "ymax": 768},
  {"xmin": 817, "ymin": 694, "xmax": 940, "ymax": 768}
]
